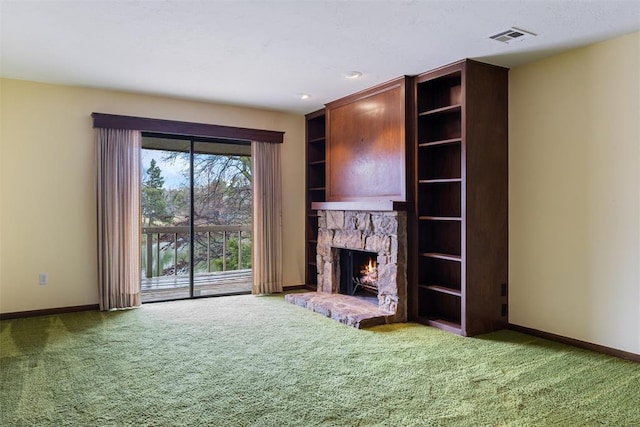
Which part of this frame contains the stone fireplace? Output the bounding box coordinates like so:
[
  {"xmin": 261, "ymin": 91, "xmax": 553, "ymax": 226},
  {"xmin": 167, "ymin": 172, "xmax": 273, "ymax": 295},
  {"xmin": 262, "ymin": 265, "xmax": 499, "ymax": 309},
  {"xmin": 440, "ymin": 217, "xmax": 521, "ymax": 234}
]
[{"xmin": 286, "ymin": 208, "xmax": 407, "ymax": 328}]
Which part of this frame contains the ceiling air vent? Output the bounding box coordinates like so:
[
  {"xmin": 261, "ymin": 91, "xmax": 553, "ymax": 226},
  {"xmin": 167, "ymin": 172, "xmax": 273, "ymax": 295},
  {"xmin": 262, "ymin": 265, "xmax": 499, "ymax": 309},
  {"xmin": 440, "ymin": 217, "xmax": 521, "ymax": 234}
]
[{"xmin": 490, "ymin": 27, "xmax": 536, "ymax": 44}]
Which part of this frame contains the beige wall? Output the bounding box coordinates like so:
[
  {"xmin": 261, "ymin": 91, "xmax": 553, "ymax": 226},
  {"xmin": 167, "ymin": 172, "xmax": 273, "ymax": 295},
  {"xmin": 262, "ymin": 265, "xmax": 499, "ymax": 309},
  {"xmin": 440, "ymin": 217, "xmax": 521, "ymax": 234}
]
[
  {"xmin": 0, "ymin": 79, "xmax": 305, "ymax": 313},
  {"xmin": 509, "ymin": 32, "xmax": 640, "ymax": 354}
]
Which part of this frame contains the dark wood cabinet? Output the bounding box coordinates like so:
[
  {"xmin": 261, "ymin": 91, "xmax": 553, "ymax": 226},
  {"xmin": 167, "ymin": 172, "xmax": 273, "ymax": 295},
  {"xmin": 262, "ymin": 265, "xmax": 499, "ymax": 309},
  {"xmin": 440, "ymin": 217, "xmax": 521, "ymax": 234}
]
[
  {"xmin": 325, "ymin": 77, "xmax": 411, "ymax": 203},
  {"xmin": 413, "ymin": 59, "xmax": 508, "ymax": 336},
  {"xmin": 305, "ymin": 109, "xmax": 326, "ymax": 288}
]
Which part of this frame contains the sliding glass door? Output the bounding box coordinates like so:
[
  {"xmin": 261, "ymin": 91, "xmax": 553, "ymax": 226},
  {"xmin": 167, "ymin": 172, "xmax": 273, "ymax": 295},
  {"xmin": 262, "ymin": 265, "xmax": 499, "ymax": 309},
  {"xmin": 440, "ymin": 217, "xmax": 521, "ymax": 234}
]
[
  {"xmin": 140, "ymin": 136, "xmax": 252, "ymax": 302},
  {"xmin": 191, "ymin": 141, "xmax": 252, "ymax": 297}
]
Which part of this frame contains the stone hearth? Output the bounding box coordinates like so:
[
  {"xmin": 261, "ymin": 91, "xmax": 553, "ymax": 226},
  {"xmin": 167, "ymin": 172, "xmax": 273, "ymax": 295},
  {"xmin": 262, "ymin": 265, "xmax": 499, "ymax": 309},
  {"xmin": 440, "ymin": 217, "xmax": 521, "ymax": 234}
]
[
  {"xmin": 286, "ymin": 209, "xmax": 407, "ymax": 328},
  {"xmin": 285, "ymin": 292, "xmax": 396, "ymax": 328}
]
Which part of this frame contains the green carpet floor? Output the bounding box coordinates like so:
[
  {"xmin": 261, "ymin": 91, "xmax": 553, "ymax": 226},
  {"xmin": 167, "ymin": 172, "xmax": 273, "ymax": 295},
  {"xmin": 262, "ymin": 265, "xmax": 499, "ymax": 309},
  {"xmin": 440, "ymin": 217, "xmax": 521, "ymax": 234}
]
[{"xmin": 1, "ymin": 294, "xmax": 638, "ymax": 426}]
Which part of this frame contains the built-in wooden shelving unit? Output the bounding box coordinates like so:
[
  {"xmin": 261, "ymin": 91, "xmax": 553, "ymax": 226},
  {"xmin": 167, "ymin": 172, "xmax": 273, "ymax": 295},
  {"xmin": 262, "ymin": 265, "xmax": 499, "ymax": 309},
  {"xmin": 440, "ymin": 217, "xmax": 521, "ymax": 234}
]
[
  {"xmin": 413, "ymin": 59, "xmax": 508, "ymax": 336},
  {"xmin": 304, "ymin": 109, "xmax": 326, "ymax": 288},
  {"xmin": 302, "ymin": 59, "xmax": 508, "ymax": 336}
]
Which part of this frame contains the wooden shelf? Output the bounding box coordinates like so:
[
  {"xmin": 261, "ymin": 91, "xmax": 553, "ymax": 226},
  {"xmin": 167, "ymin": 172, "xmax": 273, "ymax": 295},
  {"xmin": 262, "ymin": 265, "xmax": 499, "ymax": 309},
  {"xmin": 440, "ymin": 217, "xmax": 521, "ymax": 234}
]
[
  {"xmin": 419, "ymin": 216, "xmax": 462, "ymax": 222},
  {"xmin": 418, "ymin": 104, "xmax": 462, "ymax": 117},
  {"xmin": 418, "ymin": 138, "xmax": 462, "ymax": 148},
  {"xmin": 419, "ymin": 252, "xmax": 462, "ymax": 262},
  {"xmin": 418, "ymin": 182, "xmax": 461, "ymax": 217},
  {"xmin": 309, "ymin": 136, "xmax": 325, "ymax": 143},
  {"xmin": 419, "ymin": 284, "xmax": 462, "ymax": 297},
  {"xmin": 419, "ymin": 317, "xmax": 463, "ymax": 335},
  {"xmin": 418, "ymin": 178, "xmax": 462, "ymax": 184}
]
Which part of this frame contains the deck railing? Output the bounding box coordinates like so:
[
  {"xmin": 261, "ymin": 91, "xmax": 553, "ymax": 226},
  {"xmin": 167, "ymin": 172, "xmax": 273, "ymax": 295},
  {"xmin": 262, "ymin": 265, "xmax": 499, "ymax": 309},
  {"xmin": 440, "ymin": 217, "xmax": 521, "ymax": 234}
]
[{"xmin": 142, "ymin": 225, "xmax": 251, "ymax": 278}]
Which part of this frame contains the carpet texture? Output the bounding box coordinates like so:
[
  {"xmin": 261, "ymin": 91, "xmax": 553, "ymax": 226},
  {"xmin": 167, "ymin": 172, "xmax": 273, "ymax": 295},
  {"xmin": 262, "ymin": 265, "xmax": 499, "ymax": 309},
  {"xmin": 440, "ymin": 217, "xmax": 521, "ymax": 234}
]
[{"xmin": 1, "ymin": 294, "xmax": 638, "ymax": 426}]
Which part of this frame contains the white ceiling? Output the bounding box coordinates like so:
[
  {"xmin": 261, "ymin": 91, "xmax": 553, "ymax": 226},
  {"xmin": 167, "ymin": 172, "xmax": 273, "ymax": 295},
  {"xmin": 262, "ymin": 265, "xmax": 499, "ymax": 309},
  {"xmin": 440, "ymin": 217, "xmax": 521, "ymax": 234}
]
[{"xmin": 1, "ymin": 1, "xmax": 639, "ymax": 115}]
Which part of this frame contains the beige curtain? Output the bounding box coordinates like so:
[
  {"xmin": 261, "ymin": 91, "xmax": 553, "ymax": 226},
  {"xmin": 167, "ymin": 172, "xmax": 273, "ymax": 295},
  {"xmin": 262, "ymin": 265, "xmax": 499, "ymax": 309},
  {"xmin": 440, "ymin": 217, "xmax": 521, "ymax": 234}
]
[
  {"xmin": 251, "ymin": 141, "xmax": 283, "ymax": 294},
  {"xmin": 96, "ymin": 128, "xmax": 142, "ymax": 310}
]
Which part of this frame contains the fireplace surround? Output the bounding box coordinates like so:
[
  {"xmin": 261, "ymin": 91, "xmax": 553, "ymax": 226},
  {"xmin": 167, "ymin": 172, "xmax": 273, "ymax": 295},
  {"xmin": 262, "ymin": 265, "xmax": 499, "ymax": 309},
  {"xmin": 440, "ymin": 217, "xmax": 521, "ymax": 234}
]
[{"xmin": 286, "ymin": 208, "xmax": 407, "ymax": 328}]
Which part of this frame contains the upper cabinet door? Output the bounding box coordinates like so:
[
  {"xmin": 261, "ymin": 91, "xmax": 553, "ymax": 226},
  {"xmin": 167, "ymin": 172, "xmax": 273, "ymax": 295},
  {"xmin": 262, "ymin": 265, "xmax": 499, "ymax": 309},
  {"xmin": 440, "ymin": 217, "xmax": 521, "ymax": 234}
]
[{"xmin": 325, "ymin": 77, "xmax": 410, "ymax": 203}]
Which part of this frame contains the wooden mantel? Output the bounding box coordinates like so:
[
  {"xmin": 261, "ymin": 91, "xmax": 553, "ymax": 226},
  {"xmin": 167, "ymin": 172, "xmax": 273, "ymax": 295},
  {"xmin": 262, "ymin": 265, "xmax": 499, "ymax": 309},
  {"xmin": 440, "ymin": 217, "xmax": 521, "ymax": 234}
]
[{"xmin": 311, "ymin": 200, "xmax": 410, "ymax": 212}]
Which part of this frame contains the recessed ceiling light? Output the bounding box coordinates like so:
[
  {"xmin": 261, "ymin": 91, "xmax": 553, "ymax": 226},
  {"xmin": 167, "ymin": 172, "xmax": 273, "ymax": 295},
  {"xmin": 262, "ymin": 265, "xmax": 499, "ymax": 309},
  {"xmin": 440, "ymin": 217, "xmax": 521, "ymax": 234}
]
[
  {"xmin": 345, "ymin": 71, "xmax": 363, "ymax": 79},
  {"xmin": 298, "ymin": 93, "xmax": 311, "ymax": 100}
]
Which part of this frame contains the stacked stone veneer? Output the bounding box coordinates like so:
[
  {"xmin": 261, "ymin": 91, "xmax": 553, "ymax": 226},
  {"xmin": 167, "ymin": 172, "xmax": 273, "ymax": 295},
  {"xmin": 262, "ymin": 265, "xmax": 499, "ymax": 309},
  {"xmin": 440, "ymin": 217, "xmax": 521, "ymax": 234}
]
[{"xmin": 316, "ymin": 210, "xmax": 407, "ymax": 323}]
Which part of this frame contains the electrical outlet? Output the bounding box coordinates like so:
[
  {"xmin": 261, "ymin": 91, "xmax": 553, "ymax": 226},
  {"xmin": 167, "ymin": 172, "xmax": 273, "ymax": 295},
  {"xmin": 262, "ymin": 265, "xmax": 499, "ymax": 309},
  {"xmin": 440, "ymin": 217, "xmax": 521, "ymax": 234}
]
[{"xmin": 39, "ymin": 273, "xmax": 48, "ymax": 285}]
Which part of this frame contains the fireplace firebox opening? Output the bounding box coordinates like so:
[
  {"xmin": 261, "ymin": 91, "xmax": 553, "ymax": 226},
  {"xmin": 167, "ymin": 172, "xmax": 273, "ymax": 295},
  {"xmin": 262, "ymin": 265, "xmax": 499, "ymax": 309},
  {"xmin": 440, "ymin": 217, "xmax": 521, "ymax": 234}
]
[{"xmin": 339, "ymin": 249, "xmax": 379, "ymax": 298}]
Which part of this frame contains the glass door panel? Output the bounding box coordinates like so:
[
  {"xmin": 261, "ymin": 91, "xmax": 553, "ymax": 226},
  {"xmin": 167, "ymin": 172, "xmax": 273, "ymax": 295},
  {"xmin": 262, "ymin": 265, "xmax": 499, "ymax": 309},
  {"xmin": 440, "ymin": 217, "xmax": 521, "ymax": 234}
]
[
  {"xmin": 141, "ymin": 138, "xmax": 191, "ymax": 302},
  {"xmin": 192, "ymin": 141, "xmax": 252, "ymax": 297}
]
